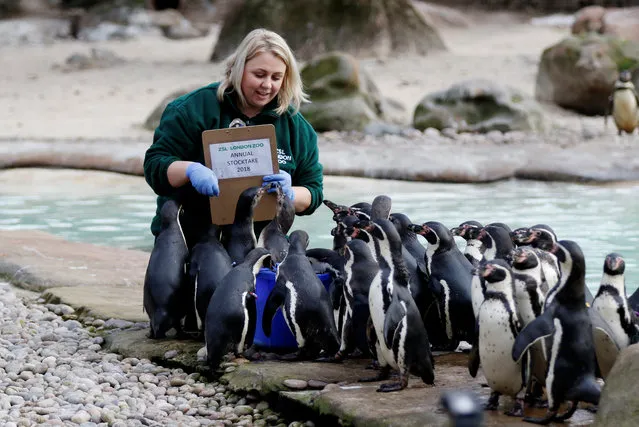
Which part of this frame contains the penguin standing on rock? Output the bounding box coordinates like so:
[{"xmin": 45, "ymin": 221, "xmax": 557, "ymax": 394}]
[
  {"xmin": 189, "ymin": 224, "xmax": 232, "ymax": 334},
  {"xmin": 409, "ymin": 221, "xmax": 475, "ymax": 350},
  {"xmin": 221, "ymin": 186, "xmax": 267, "ymax": 265},
  {"xmin": 512, "ymin": 240, "xmax": 601, "ymax": 424},
  {"xmin": 143, "ymin": 200, "xmax": 191, "ymax": 339},
  {"xmin": 591, "ymin": 253, "xmax": 639, "ymax": 378},
  {"xmin": 262, "ymin": 230, "xmax": 340, "ymax": 359},
  {"xmin": 605, "ymin": 70, "xmax": 639, "ymax": 136},
  {"xmin": 204, "ymin": 247, "xmax": 271, "ymax": 370},
  {"xmin": 356, "ymin": 218, "xmax": 435, "ymax": 392},
  {"xmin": 475, "ymin": 259, "xmax": 525, "ymax": 417}
]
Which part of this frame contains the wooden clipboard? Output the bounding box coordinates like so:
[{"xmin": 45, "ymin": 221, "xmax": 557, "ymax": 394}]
[{"xmin": 202, "ymin": 124, "xmax": 279, "ymax": 225}]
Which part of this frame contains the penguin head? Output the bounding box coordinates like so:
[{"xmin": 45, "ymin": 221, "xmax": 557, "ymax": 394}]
[
  {"xmin": 289, "ymin": 229, "xmax": 310, "ymax": 251},
  {"xmin": 323, "ymin": 199, "xmax": 350, "ymax": 222},
  {"xmin": 408, "ymin": 222, "xmax": 438, "ymax": 246},
  {"xmin": 389, "ymin": 212, "xmax": 413, "ymax": 237},
  {"xmin": 370, "ymin": 195, "xmax": 392, "ymax": 221},
  {"xmin": 234, "ymin": 186, "xmax": 265, "ymax": 223},
  {"xmin": 350, "ymin": 202, "xmax": 372, "ymax": 220},
  {"xmin": 479, "ymin": 259, "xmax": 512, "ymax": 284},
  {"xmin": 450, "ymin": 220, "xmax": 483, "ymax": 240},
  {"xmin": 511, "ymin": 247, "xmax": 539, "ymax": 270},
  {"xmin": 159, "ymin": 199, "xmax": 182, "ymax": 228},
  {"xmin": 619, "ymin": 70, "xmax": 632, "ymax": 83},
  {"xmin": 509, "ymin": 227, "xmax": 529, "ymax": 246},
  {"xmin": 351, "ymin": 219, "xmax": 373, "ymax": 241},
  {"xmin": 528, "ymin": 224, "xmax": 557, "ymax": 251},
  {"xmin": 486, "ymin": 222, "xmax": 512, "ymax": 234},
  {"xmin": 551, "ymin": 240, "xmax": 587, "ymax": 301},
  {"xmin": 604, "ymin": 252, "xmax": 625, "ymax": 276}
]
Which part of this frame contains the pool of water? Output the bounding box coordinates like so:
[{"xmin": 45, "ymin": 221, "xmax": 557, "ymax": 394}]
[{"xmin": 1, "ymin": 175, "xmax": 637, "ymax": 294}]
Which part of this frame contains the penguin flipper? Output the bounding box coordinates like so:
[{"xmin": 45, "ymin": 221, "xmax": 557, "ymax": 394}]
[
  {"xmin": 262, "ymin": 282, "xmax": 287, "ymax": 337},
  {"xmin": 383, "ymin": 299, "xmax": 406, "ymax": 350},
  {"xmin": 245, "ymin": 297, "xmax": 257, "ymax": 350},
  {"xmin": 512, "ymin": 310, "xmax": 555, "ymax": 363}
]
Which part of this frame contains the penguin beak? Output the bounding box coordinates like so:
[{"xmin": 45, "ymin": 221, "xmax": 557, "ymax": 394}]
[
  {"xmin": 450, "ymin": 227, "xmax": 461, "ymax": 236},
  {"xmin": 249, "ymin": 292, "xmax": 258, "ymax": 299},
  {"xmin": 481, "ymin": 264, "xmax": 493, "ymax": 278}
]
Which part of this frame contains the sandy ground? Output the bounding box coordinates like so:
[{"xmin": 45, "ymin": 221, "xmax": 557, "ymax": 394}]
[{"xmin": 0, "ymin": 9, "xmax": 590, "ymax": 141}]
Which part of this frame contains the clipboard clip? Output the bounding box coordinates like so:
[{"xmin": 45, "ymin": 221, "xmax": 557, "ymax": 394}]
[{"xmin": 229, "ymin": 118, "xmax": 247, "ymax": 128}]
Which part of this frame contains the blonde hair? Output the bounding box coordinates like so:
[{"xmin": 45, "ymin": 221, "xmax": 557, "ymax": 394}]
[{"xmin": 217, "ymin": 28, "xmax": 309, "ymax": 116}]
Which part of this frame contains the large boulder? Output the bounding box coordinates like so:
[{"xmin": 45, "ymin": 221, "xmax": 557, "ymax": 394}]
[
  {"xmin": 412, "ymin": 79, "xmax": 546, "ymax": 133},
  {"xmin": 299, "ymin": 52, "xmax": 402, "ymax": 132},
  {"xmin": 210, "ymin": 0, "xmax": 446, "ymax": 62},
  {"xmin": 596, "ymin": 344, "xmax": 639, "ymax": 427},
  {"xmin": 144, "ymin": 85, "xmax": 203, "ymax": 131},
  {"xmin": 603, "ymin": 7, "xmax": 639, "ymax": 42},
  {"xmin": 535, "ymin": 33, "xmax": 639, "ymax": 115}
]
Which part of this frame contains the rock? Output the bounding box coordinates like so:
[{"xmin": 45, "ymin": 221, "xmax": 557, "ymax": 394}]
[
  {"xmin": 300, "ymin": 52, "xmax": 400, "ymax": 132},
  {"xmin": 210, "ymin": 0, "xmax": 445, "ymax": 61},
  {"xmin": 596, "ymin": 343, "xmax": 639, "ymax": 426},
  {"xmin": 55, "ymin": 48, "xmax": 126, "ymax": 73},
  {"xmin": 143, "ymin": 85, "xmax": 202, "ymax": 131},
  {"xmin": 603, "ymin": 7, "xmax": 639, "ymax": 42},
  {"xmin": 282, "ymin": 379, "xmax": 308, "ymax": 390},
  {"xmin": 535, "ymin": 33, "xmax": 639, "ymax": 115},
  {"xmin": 571, "ymin": 6, "xmax": 607, "ymax": 35},
  {"xmin": 307, "ymin": 380, "xmax": 328, "ymax": 389},
  {"xmin": 413, "ymin": 79, "xmax": 546, "ymax": 133}
]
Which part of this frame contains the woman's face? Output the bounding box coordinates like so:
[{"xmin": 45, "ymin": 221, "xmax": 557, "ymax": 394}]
[{"xmin": 240, "ymin": 51, "xmax": 286, "ymax": 117}]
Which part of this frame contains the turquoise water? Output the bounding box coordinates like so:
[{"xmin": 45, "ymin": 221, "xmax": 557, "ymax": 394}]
[{"xmin": 1, "ymin": 177, "xmax": 638, "ymax": 294}]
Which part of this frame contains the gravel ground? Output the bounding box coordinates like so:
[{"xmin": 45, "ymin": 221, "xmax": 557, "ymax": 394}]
[{"xmin": 0, "ymin": 281, "xmax": 314, "ymax": 427}]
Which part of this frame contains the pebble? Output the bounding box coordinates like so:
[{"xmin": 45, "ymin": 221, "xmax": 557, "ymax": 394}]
[
  {"xmin": 0, "ymin": 282, "xmax": 315, "ymax": 427},
  {"xmin": 283, "ymin": 379, "xmax": 308, "ymax": 390},
  {"xmin": 307, "ymin": 380, "xmax": 328, "ymax": 389}
]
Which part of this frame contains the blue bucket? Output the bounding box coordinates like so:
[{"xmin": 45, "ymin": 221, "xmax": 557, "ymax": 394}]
[{"xmin": 254, "ymin": 267, "xmax": 333, "ymax": 350}]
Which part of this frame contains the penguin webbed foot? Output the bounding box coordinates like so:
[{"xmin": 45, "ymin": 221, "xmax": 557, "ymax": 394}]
[
  {"xmin": 504, "ymin": 398, "xmax": 525, "ymax": 417},
  {"xmin": 315, "ymin": 350, "xmax": 346, "ymax": 363},
  {"xmin": 376, "ymin": 371, "xmax": 409, "ymax": 392},
  {"xmin": 484, "ymin": 391, "xmax": 500, "ymax": 411},
  {"xmin": 554, "ymin": 401, "xmax": 578, "ymax": 422},
  {"xmin": 365, "ymin": 359, "xmax": 380, "ymax": 370},
  {"xmin": 523, "ymin": 409, "xmax": 558, "ymax": 425}
]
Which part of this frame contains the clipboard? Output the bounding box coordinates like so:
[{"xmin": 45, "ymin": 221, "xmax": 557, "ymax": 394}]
[{"xmin": 202, "ymin": 124, "xmax": 279, "ymax": 225}]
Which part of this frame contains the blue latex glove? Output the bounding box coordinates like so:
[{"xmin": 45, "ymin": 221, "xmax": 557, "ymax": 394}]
[
  {"xmin": 262, "ymin": 171, "xmax": 295, "ymax": 201},
  {"xmin": 186, "ymin": 163, "xmax": 219, "ymax": 197}
]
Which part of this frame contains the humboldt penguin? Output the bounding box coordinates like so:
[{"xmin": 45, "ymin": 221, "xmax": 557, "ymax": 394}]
[
  {"xmin": 605, "ymin": 70, "xmax": 639, "ymax": 136},
  {"xmin": 204, "ymin": 247, "xmax": 271, "ymax": 370},
  {"xmin": 143, "ymin": 199, "xmax": 191, "ymax": 339},
  {"xmin": 450, "ymin": 220, "xmax": 484, "ymax": 267},
  {"xmin": 477, "ymin": 225, "xmax": 514, "ymax": 263},
  {"xmin": 221, "ymin": 185, "xmax": 266, "ymax": 265},
  {"xmin": 591, "ymin": 253, "xmax": 639, "ymax": 379},
  {"xmin": 357, "ymin": 218, "xmax": 435, "ymax": 391},
  {"xmin": 512, "ymin": 240, "xmax": 601, "ymax": 424},
  {"xmin": 262, "ymin": 230, "xmax": 339, "ymax": 358},
  {"xmin": 189, "ymin": 224, "xmax": 233, "ymax": 333},
  {"xmin": 409, "ymin": 221, "xmax": 475, "ymax": 350},
  {"xmin": 257, "ymin": 183, "xmax": 295, "ymax": 264},
  {"xmin": 334, "ymin": 238, "xmax": 379, "ymax": 360},
  {"xmin": 476, "ymin": 259, "xmax": 525, "ymax": 417}
]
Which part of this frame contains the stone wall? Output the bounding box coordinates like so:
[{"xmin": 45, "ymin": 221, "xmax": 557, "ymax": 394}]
[{"xmin": 424, "ymin": 0, "xmax": 639, "ymax": 13}]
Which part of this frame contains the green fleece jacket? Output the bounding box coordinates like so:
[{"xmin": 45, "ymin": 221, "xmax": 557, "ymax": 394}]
[{"xmin": 144, "ymin": 82, "xmax": 324, "ymax": 239}]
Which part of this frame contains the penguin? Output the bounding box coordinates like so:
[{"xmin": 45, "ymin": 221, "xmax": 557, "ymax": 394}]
[
  {"xmin": 204, "ymin": 247, "xmax": 271, "ymax": 370},
  {"xmin": 476, "ymin": 225, "xmax": 514, "ymax": 263},
  {"xmin": 189, "ymin": 224, "xmax": 233, "ymax": 334},
  {"xmin": 476, "ymin": 259, "xmax": 525, "ymax": 417},
  {"xmin": 510, "ymin": 247, "xmax": 546, "ymax": 326},
  {"xmin": 262, "ymin": 230, "xmax": 339, "ymax": 358},
  {"xmin": 450, "ymin": 220, "xmax": 484, "ymax": 267},
  {"xmin": 629, "ymin": 287, "xmax": 639, "ymax": 313},
  {"xmin": 389, "ymin": 212, "xmax": 430, "ymax": 319},
  {"xmin": 330, "ymin": 214, "xmax": 360, "ymax": 251},
  {"xmin": 512, "ymin": 240, "xmax": 601, "ymax": 424},
  {"xmin": 356, "ymin": 218, "xmax": 435, "ymax": 392},
  {"xmin": 334, "ymin": 238, "xmax": 379, "ymax": 360},
  {"xmin": 143, "ymin": 199, "xmax": 191, "ymax": 339},
  {"xmin": 323, "ymin": 199, "xmax": 371, "ymax": 222},
  {"xmin": 221, "ymin": 185, "xmax": 266, "ymax": 265},
  {"xmin": 605, "ymin": 70, "xmax": 639, "ymax": 136},
  {"xmin": 256, "ymin": 183, "xmax": 295, "ymax": 264},
  {"xmin": 591, "ymin": 253, "xmax": 639, "ymax": 378},
  {"xmin": 408, "ymin": 221, "xmax": 475, "ymax": 350},
  {"xmin": 510, "ymin": 246, "xmax": 548, "ymax": 407}
]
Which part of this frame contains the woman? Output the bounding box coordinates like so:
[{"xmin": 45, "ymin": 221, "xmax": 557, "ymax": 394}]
[{"xmin": 144, "ymin": 28, "xmax": 324, "ymax": 247}]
